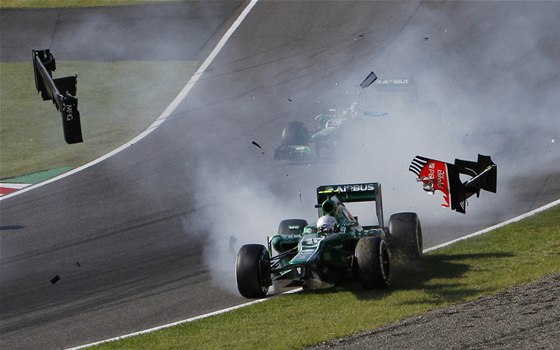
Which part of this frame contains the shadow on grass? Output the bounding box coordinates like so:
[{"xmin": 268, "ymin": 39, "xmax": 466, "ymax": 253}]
[{"xmin": 300, "ymin": 252, "xmax": 515, "ymax": 304}]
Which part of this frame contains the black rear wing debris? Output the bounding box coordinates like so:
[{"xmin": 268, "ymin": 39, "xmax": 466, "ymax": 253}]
[
  {"xmin": 409, "ymin": 154, "xmax": 497, "ymax": 214},
  {"xmin": 33, "ymin": 49, "xmax": 83, "ymax": 144}
]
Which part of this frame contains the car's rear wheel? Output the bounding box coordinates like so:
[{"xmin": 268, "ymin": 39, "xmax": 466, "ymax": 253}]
[
  {"xmin": 388, "ymin": 212, "xmax": 423, "ymax": 260},
  {"xmin": 355, "ymin": 236, "xmax": 390, "ymax": 289},
  {"xmin": 281, "ymin": 121, "xmax": 309, "ymax": 146},
  {"xmin": 236, "ymin": 244, "xmax": 271, "ymax": 298}
]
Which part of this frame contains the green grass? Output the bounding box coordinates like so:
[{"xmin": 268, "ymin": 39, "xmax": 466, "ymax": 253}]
[
  {"xmin": 0, "ymin": 0, "xmax": 183, "ymax": 9},
  {"xmin": 93, "ymin": 205, "xmax": 560, "ymax": 349},
  {"xmin": 0, "ymin": 61, "xmax": 198, "ymax": 179}
]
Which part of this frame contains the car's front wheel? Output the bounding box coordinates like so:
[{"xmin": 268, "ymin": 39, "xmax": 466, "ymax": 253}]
[{"xmin": 236, "ymin": 244, "xmax": 271, "ymax": 298}]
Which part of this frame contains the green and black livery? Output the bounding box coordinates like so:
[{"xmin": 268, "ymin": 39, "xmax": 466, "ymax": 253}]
[{"xmin": 235, "ymin": 182, "xmax": 423, "ymax": 298}]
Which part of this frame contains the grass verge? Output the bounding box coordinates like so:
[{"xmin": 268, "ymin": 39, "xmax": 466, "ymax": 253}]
[
  {"xmin": 0, "ymin": 61, "xmax": 198, "ymax": 179},
  {"xmin": 92, "ymin": 205, "xmax": 560, "ymax": 349}
]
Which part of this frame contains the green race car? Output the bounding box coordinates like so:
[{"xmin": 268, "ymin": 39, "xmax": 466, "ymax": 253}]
[
  {"xmin": 235, "ymin": 182, "xmax": 423, "ymax": 298},
  {"xmin": 273, "ymin": 109, "xmax": 388, "ymax": 161}
]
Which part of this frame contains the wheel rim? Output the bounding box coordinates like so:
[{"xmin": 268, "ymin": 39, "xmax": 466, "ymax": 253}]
[
  {"xmin": 416, "ymin": 222, "xmax": 423, "ymax": 257},
  {"xmin": 259, "ymin": 252, "xmax": 271, "ymax": 294},
  {"xmin": 379, "ymin": 240, "xmax": 390, "ymax": 284}
]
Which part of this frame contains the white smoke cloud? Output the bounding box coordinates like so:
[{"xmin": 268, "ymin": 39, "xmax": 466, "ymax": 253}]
[
  {"xmin": 190, "ymin": 164, "xmax": 316, "ymax": 293},
  {"xmin": 191, "ymin": 1, "xmax": 560, "ymax": 293},
  {"xmin": 328, "ymin": 1, "xmax": 559, "ymax": 224}
]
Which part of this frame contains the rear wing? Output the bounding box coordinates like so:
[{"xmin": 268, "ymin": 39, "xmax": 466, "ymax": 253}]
[
  {"xmin": 316, "ymin": 182, "xmax": 384, "ymax": 227},
  {"xmin": 33, "ymin": 49, "xmax": 83, "ymax": 144},
  {"xmin": 409, "ymin": 154, "xmax": 497, "ymax": 214}
]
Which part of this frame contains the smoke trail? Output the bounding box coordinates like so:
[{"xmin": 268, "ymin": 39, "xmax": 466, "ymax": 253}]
[
  {"xmin": 190, "ymin": 164, "xmax": 314, "ymax": 293},
  {"xmin": 190, "ymin": 1, "xmax": 560, "ymax": 292}
]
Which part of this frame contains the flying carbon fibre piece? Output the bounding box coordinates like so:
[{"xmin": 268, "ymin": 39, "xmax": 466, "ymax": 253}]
[
  {"xmin": 409, "ymin": 154, "xmax": 497, "ymax": 214},
  {"xmin": 360, "ymin": 71, "xmax": 378, "ymax": 88},
  {"xmin": 33, "ymin": 49, "xmax": 83, "ymax": 144}
]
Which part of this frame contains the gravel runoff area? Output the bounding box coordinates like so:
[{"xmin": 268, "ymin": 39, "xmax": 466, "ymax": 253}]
[{"xmin": 308, "ymin": 274, "xmax": 560, "ymax": 350}]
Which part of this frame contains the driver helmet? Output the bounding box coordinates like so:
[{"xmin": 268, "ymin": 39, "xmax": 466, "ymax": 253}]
[{"xmin": 317, "ymin": 215, "xmax": 337, "ymax": 233}]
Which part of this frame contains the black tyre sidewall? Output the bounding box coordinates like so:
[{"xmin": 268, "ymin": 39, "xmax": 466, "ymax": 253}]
[
  {"xmin": 355, "ymin": 237, "xmax": 390, "ymax": 289},
  {"xmin": 388, "ymin": 212, "xmax": 423, "ymax": 260},
  {"xmin": 236, "ymin": 244, "xmax": 270, "ymax": 298}
]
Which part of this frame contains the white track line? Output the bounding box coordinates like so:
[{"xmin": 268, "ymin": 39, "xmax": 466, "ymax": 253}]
[
  {"xmin": 67, "ymin": 299, "xmax": 268, "ymax": 350},
  {"xmin": 0, "ymin": 0, "xmax": 260, "ymax": 202},
  {"xmin": 68, "ymin": 198, "xmax": 559, "ymax": 350},
  {"xmin": 424, "ymin": 198, "xmax": 560, "ymax": 253},
  {"xmin": 67, "ymin": 288, "xmax": 302, "ymax": 350}
]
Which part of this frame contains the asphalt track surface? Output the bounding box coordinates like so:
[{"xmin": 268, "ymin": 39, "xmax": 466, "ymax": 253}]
[{"xmin": 1, "ymin": 1, "xmax": 559, "ymax": 349}]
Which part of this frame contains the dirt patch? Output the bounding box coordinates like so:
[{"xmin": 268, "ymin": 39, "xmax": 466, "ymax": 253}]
[{"xmin": 308, "ymin": 274, "xmax": 560, "ymax": 350}]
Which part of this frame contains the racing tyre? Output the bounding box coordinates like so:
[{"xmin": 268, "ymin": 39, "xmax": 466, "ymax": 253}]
[
  {"xmin": 281, "ymin": 122, "xmax": 309, "ymax": 146},
  {"xmin": 236, "ymin": 244, "xmax": 272, "ymax": 298},
  {"xmin": 277, "ymin": 219, "xmax": 308, "ymax": 235},
  {"xmin": 355, "ymin": 236, "xmax": 390, "ymax": 289},
  {"xmin": 388, "ymin": 212, "xmax": 423, "ymax": 260}
]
